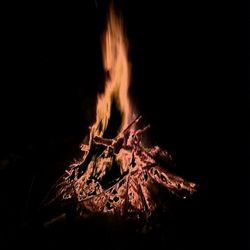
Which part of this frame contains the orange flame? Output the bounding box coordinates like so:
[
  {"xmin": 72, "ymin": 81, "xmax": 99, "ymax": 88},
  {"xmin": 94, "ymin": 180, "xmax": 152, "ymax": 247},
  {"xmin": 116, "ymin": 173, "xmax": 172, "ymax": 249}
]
[{"xmin": 91, "ymin": 6, "xmax": 133, "ymax": 139}]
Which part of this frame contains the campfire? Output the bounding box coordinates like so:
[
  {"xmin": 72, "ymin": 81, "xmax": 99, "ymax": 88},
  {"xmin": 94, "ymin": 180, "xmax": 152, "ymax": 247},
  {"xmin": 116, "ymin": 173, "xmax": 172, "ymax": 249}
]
[{"xmin": 47, "ymin": 5, "xmax": 196, "ymax": 222}]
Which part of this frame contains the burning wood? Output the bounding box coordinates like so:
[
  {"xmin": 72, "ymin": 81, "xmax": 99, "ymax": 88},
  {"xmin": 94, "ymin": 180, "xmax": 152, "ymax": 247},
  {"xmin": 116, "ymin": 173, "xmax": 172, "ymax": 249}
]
[
  {"xmin": 45, "ymin": 4, "xmax": 197, "ymax": 223},
  {"xmin": 48, "ymin": 116, "xmax": 196, "ymax": 220}
]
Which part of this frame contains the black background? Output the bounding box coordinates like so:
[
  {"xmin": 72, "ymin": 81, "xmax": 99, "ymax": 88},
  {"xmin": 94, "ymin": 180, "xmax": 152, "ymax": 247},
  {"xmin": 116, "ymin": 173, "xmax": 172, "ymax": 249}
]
[{"xmin": 0, "ymin": 0, "xmax": 248, "ymax": 249}]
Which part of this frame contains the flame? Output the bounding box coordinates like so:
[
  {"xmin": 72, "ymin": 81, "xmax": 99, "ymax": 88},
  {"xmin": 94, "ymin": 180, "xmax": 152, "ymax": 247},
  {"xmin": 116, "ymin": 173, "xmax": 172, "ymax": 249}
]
[{"xmin": 91, "ymin": 6, "xmax": 133, "ymax": 138}]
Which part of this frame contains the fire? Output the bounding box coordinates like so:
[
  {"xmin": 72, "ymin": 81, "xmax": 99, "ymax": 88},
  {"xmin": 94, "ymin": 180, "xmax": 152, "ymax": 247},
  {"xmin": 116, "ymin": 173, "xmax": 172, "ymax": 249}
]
[
  {"xmin": 45, "ymin": 5, "xmax": 197, "ymax": 225},
  {"xmin": 91, "ymin": 7, "xmax": 133, "ymax": 139}
]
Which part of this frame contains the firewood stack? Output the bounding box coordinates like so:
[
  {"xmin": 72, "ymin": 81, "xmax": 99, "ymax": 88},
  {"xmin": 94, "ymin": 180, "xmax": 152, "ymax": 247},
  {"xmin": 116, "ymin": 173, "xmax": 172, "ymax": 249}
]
[{"xmin": 46, "ymin": 115, "xmax": 197, "ymax": 221}]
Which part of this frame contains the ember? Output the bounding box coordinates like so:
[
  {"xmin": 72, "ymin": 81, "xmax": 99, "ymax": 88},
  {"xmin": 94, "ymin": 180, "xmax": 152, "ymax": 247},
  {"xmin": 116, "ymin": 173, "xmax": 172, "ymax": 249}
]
[{"xmin": 47, "ymin": 4, "xmax": 196, "ymax": 222}]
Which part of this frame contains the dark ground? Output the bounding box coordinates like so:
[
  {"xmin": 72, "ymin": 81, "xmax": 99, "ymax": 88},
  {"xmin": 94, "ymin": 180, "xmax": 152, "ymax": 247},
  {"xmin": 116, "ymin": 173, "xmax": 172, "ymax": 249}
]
[{"xmin": 0, "ymin": 0, "xmax": 248, "ymax": 249}]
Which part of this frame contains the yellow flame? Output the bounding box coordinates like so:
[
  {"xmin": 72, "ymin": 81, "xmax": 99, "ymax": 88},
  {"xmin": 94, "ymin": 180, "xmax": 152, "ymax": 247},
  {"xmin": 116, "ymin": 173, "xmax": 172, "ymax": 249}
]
[{"xmin": 91, "ymin": 6, "xmax": 132, "ymax": 138}]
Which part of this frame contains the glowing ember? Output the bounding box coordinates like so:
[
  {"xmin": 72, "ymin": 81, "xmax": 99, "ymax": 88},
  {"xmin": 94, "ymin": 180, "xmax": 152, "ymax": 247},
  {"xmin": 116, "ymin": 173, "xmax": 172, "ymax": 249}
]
[{"xmin": 48, "ymin": 5, "xmax": 196, "ymax": 221}]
